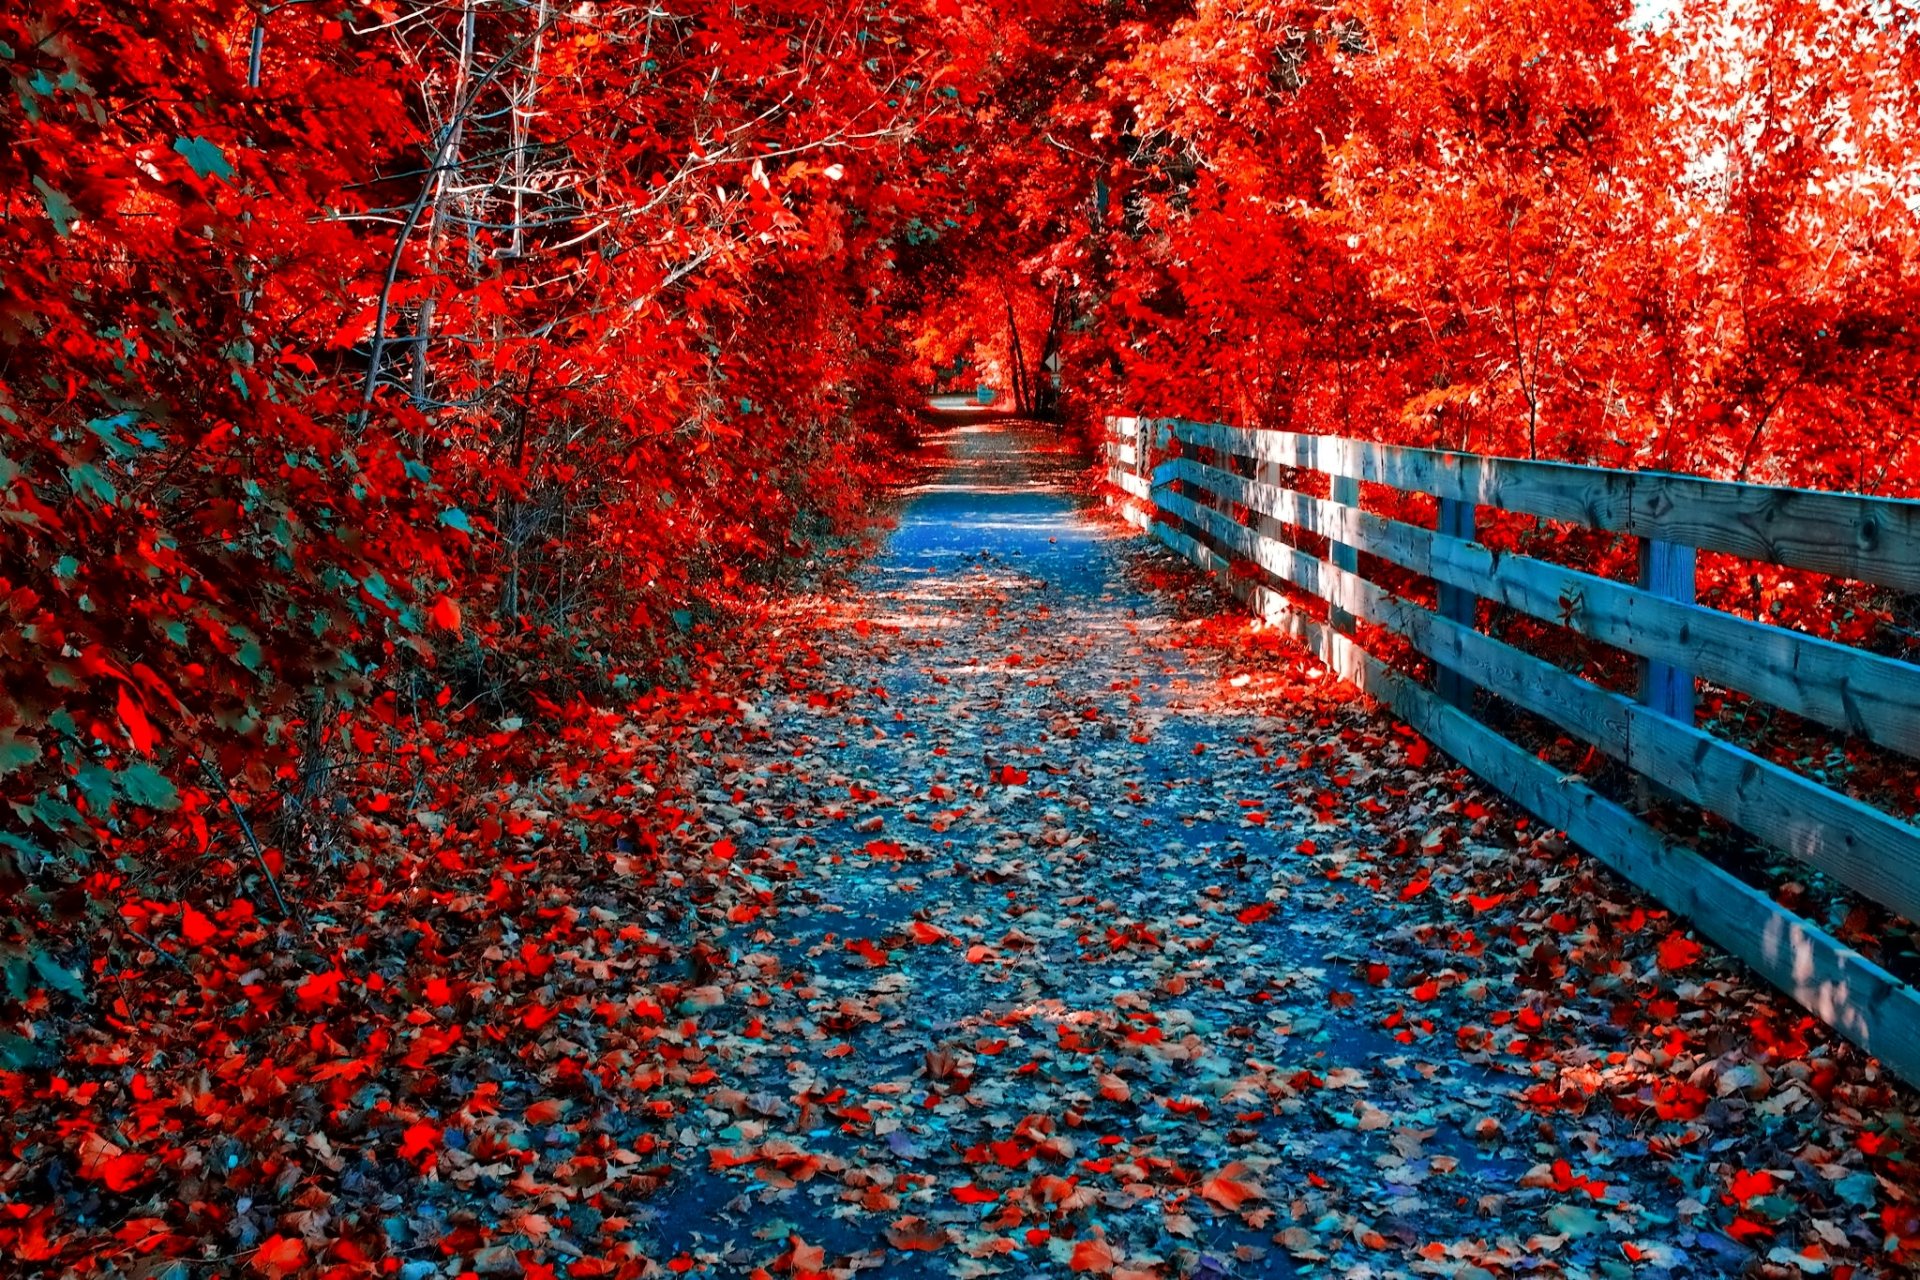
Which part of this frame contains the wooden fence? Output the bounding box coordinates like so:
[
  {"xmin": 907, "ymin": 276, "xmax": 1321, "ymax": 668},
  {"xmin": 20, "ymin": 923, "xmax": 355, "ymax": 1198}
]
[{"xmin": 1102, "ymin": 415, "xmax": 1920, "ymax": 1083}]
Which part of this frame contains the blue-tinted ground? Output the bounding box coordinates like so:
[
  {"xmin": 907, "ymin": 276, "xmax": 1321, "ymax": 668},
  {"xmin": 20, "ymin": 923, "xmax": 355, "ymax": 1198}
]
[{"xmin": 631, "ymin": 420, "xmax": 1838, "ymax": 1279}]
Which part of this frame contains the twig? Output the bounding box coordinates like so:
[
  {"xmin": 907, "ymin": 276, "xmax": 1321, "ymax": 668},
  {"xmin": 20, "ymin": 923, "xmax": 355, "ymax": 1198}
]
[
  {"xmin": 122, "ymin": 925, "xmax": 191, "ymax": 973},
  {"xmin": 197, "ymin": 758, "xmax": 302, "ymax": 931}
]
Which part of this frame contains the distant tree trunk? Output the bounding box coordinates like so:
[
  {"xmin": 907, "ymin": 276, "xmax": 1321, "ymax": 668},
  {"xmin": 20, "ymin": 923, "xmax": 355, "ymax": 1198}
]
[
  {"xmin": 503, "ymin": 0, "xmax": 550, "ymax": 261},
  {"xmin": 1000, "ymin": 281, "xmax": 1032, "ymax": 416},
  {"xmin": 411, "ymin": 0, "xmax": 478, "ymax": 409},
  {"xmin": 364, "ymin": 0, "xmax": 543, "ymax": 412},
  {"xmin": 247, "ymin": 8, "xmax": 266, "ymax": 88},
  {"xmin": 1034, "ymin": 280, "xmax": 1067, "ymax": 420}
]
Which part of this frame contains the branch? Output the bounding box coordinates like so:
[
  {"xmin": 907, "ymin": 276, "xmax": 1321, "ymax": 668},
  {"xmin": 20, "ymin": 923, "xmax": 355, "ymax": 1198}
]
[{"xmin": 197, "ymin": 758, "xmax": 302, "ymax": 932}]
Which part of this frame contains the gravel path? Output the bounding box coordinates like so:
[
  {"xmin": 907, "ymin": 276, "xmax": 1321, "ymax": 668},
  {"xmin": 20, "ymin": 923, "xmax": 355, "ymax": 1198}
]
[{"xmin": 640, "ymin": 420, "xmax": 1910, "ymax": 1279}]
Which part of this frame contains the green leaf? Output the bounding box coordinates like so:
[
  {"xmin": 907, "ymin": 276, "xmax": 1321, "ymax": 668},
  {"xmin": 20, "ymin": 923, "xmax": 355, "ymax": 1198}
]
[
  {"xmin": 117, "ymin": 762, "xmax": 181, "ymax": 811},
  {"xmin": 85, "ymin": 412, "xmax": 143, "ymax": 456},
  {"xmin": 67, "ymin": 462, "xmax": 117, "ymax": 505},
  {"xmin": 74, "ymin": 762, "xmax": 115, "ymax": 811},
  {"xmin": 1833, "ymin": 1172, "xmax": 1879, "ymax": 1207},
  {"xmin": 362, "ymin": 572, "xmax": 399, "ymax": 609},
  {"xmin": 0, "ymin": 1032, "xmax": 52, "ymax": 1070},
  {"xmin": 31, "ymin": 792, "xmax": 83, "ymax": 830},
  {"xmin": 173, "ymin": 134, "xmax": 235, "ymax": 182},
  {"xmin": 0, "ymin": 729, "xmax": 39, "ymax": 778},
  {"xmin": 32, "ymin": 176, "xmax": 77, "ymax": 236},
  {"xmin": 0, "ymin": 831, "xmax": 48, "ymax": 868},
  {"xmin": 31, "ymin": 949, "xmax": 86, "ymax": 1000},
  {"xmin": 1543, "ymin": 1203, "xmax": 1602, "ymax": 1237},
  {"xmin": 438, "ymin": 507, "xmax": 474, "ymax": 534}
]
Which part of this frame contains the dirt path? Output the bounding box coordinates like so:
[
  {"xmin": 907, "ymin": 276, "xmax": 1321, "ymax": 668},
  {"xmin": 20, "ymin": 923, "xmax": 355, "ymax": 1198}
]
[{"xmin": 642, "ymin": 422, "xmax": 1908, "ymax": 1278}]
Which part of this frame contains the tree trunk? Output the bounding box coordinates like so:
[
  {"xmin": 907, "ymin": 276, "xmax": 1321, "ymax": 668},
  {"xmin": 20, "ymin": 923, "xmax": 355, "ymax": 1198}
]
[
  {"xmin": 1001, "ymin": 282, "xmax": 1031, "ymax": 416},
  {"xmin": 1034, "ymin": 280, "xmax": 1067, "ymax": 420},
  {"xmin": 411, "ymin": 0, "xmax": 478, "ymax": 409},
  {"xmin": 504, "ymin": 0, "xmax": 550, "ymax": 260}
]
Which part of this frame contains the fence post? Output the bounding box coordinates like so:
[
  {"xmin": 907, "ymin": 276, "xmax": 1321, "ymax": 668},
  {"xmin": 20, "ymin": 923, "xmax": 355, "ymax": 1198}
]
[
  {"xmin": 1329, "ymin": 470, "xmax": 1361, "ymax": 634},
  {"xmin": 1435, "ymin": 497, "xmax": 1478, "ymax": 709},
  {"xmin": 1637, "ymin": 538, "xmax": 1697, "ymax": 721},
  {"xmin": 1149, "ymin": 418, "xmax": 1175, "ymax": 524}
]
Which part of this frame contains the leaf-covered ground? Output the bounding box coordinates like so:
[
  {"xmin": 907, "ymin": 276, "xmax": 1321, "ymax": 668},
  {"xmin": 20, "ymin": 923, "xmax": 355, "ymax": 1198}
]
[
  {"xmin": 7, "ymin": 421, "xmax": 1917, "ymax": 1278},
  {"xmin": 639, "ymin": 422, "xmax": 1920, "ymax": 1278}
]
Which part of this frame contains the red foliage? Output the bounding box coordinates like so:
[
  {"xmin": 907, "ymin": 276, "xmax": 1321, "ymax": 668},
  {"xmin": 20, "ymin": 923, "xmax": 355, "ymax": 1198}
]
[
  {"xmin": 0, "ymin": 0, "xmax": 966, "ymax": 968},
  {"xmin": 912, "ymin": 0, "xmax": 1920, "ymax": 646},
  {"xmin": 3, "ymin": 0, "xmax": 1918, "ymax": 1273}
]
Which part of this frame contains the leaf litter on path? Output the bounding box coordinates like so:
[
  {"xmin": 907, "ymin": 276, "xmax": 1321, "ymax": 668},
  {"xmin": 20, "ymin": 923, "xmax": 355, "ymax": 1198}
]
[{"xmin": 636, "ymin": 424, "xmax": 1920, "ymax": 1278}]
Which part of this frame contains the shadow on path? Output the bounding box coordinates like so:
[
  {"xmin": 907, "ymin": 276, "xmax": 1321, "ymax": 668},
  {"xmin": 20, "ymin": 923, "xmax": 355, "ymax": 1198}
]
[{"xmin": 640, "ymin": 422, "xmax": 1760, "ymax": 1279}]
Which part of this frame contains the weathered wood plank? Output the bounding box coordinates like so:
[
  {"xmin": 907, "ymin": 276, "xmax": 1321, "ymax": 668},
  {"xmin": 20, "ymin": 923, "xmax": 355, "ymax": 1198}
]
[
  {"xmin": 1171, "ymin": 420, "xmax": 1920, "ymax": 594},
  {"xmin": 1115, "ymin": 504, "xmax": 1153, "ymax": 532},
  {"xmin": 1330, "ymin": 474, "xmax": 1361, "ymax": 634},
  {"xmin": 1161, "ymin": 480, "xmax": 1920, "ymax": 925},
  {"xmin": 1168, "ymin": 456, "xmax": 1920, "ymax": 760},
  {"xmin": 1411, "ymin": 611, "xmax": 1920, "ymax": 929},
  {"xmin": 1100, "ymin": 419, "xmax": 1153, "ymax": 529},
  {"xmin": 1378, "ymin": 666, "xmax": 1920, "ymax": 1089},
  {"xmin": 1624, "ymin": 706, "xmax": 1920, "ymax": 925},
  {"xmin": 1637, "ymin": 539, "xmax": 1697, "ymax": 721},
  {"xmin": 1435, "ymin": 497, "xmax": 1478, "ymax": 708},
  {"xmin": 1423, "ymin": 533, "xmax": 1920, "ymax": 760},
  {"xmin": 1156, "ymin": 487, "xmax": 1349, "ymax": 616},
  {"xmin": 1150, "ymin": 499, "xmax": 1920, "ymax": 1085},
  {"xmin": 1381, "ymin": 591, "xmax": 1633, "ymax": 757}
]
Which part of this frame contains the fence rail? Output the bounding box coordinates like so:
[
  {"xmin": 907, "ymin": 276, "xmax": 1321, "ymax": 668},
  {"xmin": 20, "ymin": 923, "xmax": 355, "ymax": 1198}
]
[{"xmin": 1102, "ymin": 415, "xmax": 1920, "ymax": 1083}]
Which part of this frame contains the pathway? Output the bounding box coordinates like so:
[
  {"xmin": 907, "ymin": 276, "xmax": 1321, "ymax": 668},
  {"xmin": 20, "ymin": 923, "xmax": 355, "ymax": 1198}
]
[{"xmin": 644, "ymin": 421, "xmax": 1893, "ymax": 1278}]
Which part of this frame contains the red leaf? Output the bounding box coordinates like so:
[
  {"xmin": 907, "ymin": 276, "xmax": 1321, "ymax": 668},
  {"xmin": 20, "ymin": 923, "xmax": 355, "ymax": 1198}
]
[
  {"xmin": 295, "ymin": 969, "xmax": 346, "ymax": 1011},
  {"xmin": 1657, "ymin": 932, "xmax": 1703, "ymax": 972},
  {"xmin": 1199, "ymin": 1163, "xmax": 1264, "ymax": 1212},
  {"xmin": 846, "ymin": 938, "xmax": 891, "ymax": 967},
  {"xmin": 78, "ymin": 1134, "xmax": 146, "ymax": 1192},
  {"xmin": 180, "ymin": 908, "xmax": 216, "ymax": 945},
  {"xmin": 430, "ymin": 594, "xmax": 462, "ymax": 632},
  {"xmin": 251, "ymin": 1235, "xmax": 308, "ymax": 1276},
  {"xmin": 399, "ymin": 1121, "xmax": 441, "ymax": 1166},
  {"xmin": 884, "ymin": 1216, "xmax": 947, "ymax": 1251},
  {"xmin": 117, "ymin": 685, "xmax": 157, "ymax": 756},
  {"xmin": 1070, "ymin": 1236, "xmax": 1116, "ymax": 1273}
]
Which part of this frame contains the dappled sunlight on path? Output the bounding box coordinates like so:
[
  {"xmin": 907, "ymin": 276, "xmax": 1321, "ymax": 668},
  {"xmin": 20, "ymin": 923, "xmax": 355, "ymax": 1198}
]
[{"xmin": 642, "ymin": 423, "xmax": 1912, "ymax": 1278}]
